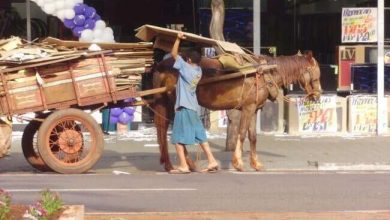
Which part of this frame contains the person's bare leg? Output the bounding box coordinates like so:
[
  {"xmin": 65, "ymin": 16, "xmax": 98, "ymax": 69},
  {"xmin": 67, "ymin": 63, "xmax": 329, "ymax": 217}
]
[
  {"xmin": 183, "ymin": 146, "xmax": 197, "ymax": 171},
  {"xmin": 199, "ymin": 142, "xmax": 218, "ymax": 170},
  {"xmin": 174, "ymin": 143, "xmax": 189, "ymax": 171}
]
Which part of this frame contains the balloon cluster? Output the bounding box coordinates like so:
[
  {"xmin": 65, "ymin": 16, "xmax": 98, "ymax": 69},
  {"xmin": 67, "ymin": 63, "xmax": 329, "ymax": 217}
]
[
  {"xmin": 31, "ymin": 0, "xmax": 115, "ymax": 43},
  {"xmin": 109, "ymin": 107, "xmax": 135, "ymax": 125}
]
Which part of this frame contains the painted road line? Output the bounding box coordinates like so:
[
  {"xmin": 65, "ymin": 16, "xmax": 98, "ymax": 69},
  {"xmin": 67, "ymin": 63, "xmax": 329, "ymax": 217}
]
[
  {"xmin": 319, "ymin": 163, "xmax": 390, "ymax": 171},
  {"xmin": 144, "ymin": 144, "xmax": 159, "ymax": 148},
  {"xmin": 5, "ymin": 188, "xmax": 197, "ymax": 193}
]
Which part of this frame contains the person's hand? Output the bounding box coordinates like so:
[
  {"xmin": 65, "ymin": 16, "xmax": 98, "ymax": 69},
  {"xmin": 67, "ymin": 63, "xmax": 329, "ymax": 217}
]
[{"xmin": 177, "ymin": 32, "xmax": 186, "ymax": 40}]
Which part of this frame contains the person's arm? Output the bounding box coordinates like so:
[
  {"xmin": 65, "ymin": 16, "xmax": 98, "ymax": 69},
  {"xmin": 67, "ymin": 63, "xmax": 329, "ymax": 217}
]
[{"xmin": 171, "ymin": 32, "xmax": 186, "ymax": 60}]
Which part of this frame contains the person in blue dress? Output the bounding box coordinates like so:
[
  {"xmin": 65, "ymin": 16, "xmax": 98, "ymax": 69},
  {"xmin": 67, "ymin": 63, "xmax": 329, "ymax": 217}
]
[{"xmin": 169, "ymin": 32, "xmax": 219, "ymax": 174}]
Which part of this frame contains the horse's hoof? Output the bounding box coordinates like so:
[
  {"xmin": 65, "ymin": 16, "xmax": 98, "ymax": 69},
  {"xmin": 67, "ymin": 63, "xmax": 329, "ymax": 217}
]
[
  {"xmin": 250, "ymin": 161, "xmax": 264, "ymax": 171},
  {"xmin": 232, "ymin": 158, "xmax": 244, "ymax": 172}
]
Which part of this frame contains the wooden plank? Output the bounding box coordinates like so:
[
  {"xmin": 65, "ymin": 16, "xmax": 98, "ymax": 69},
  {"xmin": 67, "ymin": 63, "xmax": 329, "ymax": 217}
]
[
  {"xmin": 43, "ymin": 37, "xmax": 153, "ymax": 50},
  {"xmin": 199, "ymin": 64, "xmax": 277, "ymax": 86}
]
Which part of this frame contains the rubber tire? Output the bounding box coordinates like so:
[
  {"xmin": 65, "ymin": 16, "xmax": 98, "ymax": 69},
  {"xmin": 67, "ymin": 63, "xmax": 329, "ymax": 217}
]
[
  {"xmin": 37, "ymin": 109, "xmax": 104, "ymax": 174},
  {"xmin": 22, "ymin": 120, "xmax": 52, "ymax": 171}
]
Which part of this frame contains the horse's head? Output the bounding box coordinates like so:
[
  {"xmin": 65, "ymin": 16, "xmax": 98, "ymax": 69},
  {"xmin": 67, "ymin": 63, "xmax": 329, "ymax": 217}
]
[{"xmin": 298, "ymin": 51, "xmax": 322, "ymax": 100}]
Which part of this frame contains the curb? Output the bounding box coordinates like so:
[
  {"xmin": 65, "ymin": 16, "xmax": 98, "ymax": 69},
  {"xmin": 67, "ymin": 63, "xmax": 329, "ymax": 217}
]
[{"xmin": 59, "ymin": 205, "xmax": 84, "ymax": 220}]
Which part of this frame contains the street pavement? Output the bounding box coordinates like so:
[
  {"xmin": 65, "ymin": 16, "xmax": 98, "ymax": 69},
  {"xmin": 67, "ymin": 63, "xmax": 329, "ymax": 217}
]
[{"xmin": 1, "ymin": 126, "xmax": 390, "ymax": 174}]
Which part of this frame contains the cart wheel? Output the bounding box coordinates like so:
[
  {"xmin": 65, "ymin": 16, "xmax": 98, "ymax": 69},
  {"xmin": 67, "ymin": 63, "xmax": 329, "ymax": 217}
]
[
  {"xmin": 37, "ymin": 109, "xmax": 104, "ymax": 174},
  {"xmin": 22, "ymin": 119, "xmax": 51, "ymax": 172}
]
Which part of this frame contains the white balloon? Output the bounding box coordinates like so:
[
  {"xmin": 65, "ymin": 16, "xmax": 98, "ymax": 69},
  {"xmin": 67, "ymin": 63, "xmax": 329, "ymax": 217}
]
[
  {"xmin": 43, "ymin": 3, "xmax": 56, "ymax": 14},
  {"xmin": 80, "ymin": 29, "xmax": 94, "ymax": 42},
  {"xmin": 74, "ymin": 0, "xmax": 84, "ymax": 4},
  {"xmin": 92, "ymin": 38, "xmax": 102, "ymax": 43},
  {"xmin": 64, "ymin": 9, "xmax": 75, "ymax": 19},
  {"xmin": 103, "ymin": 27, "xmax": 114, "ymax": 35},
  {"xmin": 55, "ymin": 0, "xmax": 65, "ymax": 10},
  {"xmin": 36, "ymin": 0, "xmax": 44, "ymax": 7},
  {"xmin": 56, "ymin": 9, "xmax": 65, "ymax": 20},
  {"xmin": 64, "ymin": 0, "xmax": 76, "ymax": 9},
  {"xmin": 93, "ymin": 29, "xmax": 103, "ymax": 39},
  {"xmin": 95, "ymin": 20, "xmax": 106, "ymax": 30}
]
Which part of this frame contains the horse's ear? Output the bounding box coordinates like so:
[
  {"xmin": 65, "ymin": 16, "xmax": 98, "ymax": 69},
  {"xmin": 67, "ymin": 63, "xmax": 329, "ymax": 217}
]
[{"xmin": 297, "ymin": 50, "xmax": 302, "ymax": 56}]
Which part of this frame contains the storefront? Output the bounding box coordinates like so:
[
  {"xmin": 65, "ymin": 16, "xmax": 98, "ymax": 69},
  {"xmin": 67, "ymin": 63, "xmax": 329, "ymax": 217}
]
[{"xmin": 1, "ymin": 0, "xmax": 389, "ymax": 134}]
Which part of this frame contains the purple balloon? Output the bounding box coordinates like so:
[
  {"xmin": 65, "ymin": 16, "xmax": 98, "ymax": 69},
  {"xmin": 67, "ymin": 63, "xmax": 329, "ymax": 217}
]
[
  {"xmin": 84, "ymin": 18, "xmax": 96, "ymax": 29},
  {"xmin": 85, "ymin": 7, "xmax": 97, "ymax": 18},
  {"xmin": 64, "ymin": 19, "xmax": 75, "ymax": 29},
  {"xmin": 124, "ymin": 107, "xmax": 135, "ymax": 115},
  {"xmin": 73, "ymin": 15, "xmax": 86, "ymax": 26},
  {"xmin": 72, "ymin": 26, "xmax": 84, "ymax": 37},
  {"xmin": 109, "ymin": 116, "xmax": 119, "ymax": 124},
  {"xmin": 118, "ymin": 112, "xmax": 131, "ymax": 125},
  {"xmin": 110, "ymin": 107, "xmax": 123, "ymax": 117},
  {"xmin": 74, "ymin": 3, "xmax": 87, "ymax": 15},
  {"xmin": 93, "ymin": 14, "xmax": 101, "ymax": 21},
  {"xmin": 124, "ymin": 98, "xmax": 136, "ymax": 103}
]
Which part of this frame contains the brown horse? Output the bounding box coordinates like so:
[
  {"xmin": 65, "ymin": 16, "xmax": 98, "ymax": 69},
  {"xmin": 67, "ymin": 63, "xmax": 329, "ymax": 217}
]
[{"xmin": 152, "ymin": 52, "xmax": 322, "ymax": 172}]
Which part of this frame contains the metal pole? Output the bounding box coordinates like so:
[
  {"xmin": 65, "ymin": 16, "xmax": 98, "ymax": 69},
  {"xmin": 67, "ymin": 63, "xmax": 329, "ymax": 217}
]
[
  {"xmin": 253, "ymin": 0, "xmax": 261, "ymax": 134},
  {"xmin": 253, "ymin": 0, "xmax": 260, "ymax": 55},
  {"xmin": 26, "ymin": 0, "xmax": 32, "ymax": 41},
  {"xmin": 377, "ymin": 0, "xmax": 386, "ymax": 134}
]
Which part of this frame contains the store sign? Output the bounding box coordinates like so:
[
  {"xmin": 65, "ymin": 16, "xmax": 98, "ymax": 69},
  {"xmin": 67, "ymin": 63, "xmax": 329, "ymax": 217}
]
[
  {"xmin": 297, "ymin": 96, "xmax": 338, "ymax": 133},
  {"xmin": 349, "ymin": 96, "xmax": 378, "ymax": 133},
  {"xmin": 341, "ymin": 8, "xmax": 377, "ymax": 43}
]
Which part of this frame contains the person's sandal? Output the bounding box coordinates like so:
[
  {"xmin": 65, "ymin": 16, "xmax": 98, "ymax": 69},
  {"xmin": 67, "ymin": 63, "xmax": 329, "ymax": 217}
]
[
  {"xmin": 169, "ymin": 168, "xmax": 191, "ymax": 174},
  {"xmin": 201, "ymin": 165, "xmax": 219, "ymax": 173}
]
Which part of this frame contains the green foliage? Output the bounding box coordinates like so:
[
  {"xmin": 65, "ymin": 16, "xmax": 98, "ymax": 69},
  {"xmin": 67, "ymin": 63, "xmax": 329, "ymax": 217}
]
[
  {"xmin": 23, "ymin": 189, "xmax": 63, "ymax": 220},
  {"xmin": 0, "ymin": 189, "xmax": 11, "ymax": 220},
  {"xmin": 40, "ymin": 189, "xmax": 62, "ymax": 216}
]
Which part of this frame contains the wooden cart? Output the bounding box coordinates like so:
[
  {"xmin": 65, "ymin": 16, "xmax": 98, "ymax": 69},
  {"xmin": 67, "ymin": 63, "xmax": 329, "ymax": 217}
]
[{"xmin": 0, "ymin": 50, "xmax": 165, "ymax": 174}]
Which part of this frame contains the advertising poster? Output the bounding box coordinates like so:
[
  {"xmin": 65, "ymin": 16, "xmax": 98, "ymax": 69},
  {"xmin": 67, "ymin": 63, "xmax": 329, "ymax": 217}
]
[
  {"xmin": 341, "ymin": 8, "xmax": 377, "ymax": 43},
  {"xmin": 349, "ymin": 96, "xmax": 378, "ymax": 133},
  {"xmin": 297, "ymin": 96, "xmax": 338, "ymax": 133}
]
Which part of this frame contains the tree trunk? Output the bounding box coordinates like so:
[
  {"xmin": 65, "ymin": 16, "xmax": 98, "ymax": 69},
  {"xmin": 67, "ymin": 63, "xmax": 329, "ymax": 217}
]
[
  {"xmin": 210, "ymin": 0, "xmax": 225, "ymax": 41},
  {"xmin": 209, "ymin": 0, "xmax": 240, "ymax": 151}
]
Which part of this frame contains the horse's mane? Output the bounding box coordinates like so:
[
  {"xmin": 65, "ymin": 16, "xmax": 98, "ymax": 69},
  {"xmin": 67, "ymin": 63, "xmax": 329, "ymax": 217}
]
[{"xmin": 258, "ymin": 54, "xmax": 316, "ymax": 87}]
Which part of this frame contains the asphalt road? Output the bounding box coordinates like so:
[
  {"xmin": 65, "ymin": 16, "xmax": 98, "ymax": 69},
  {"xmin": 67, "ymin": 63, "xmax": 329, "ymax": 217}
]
[{"xmin": 2, "ymin": 172, "xmax": 390, "ymax": 213}]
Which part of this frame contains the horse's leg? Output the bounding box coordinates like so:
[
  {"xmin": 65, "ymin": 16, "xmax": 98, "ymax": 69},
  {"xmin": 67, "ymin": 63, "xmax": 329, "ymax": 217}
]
[
  {"xmin": 248, "ymin": 109, "xmax": 263, "ymax": 171},
  {"xmin": 232, "ymin": 104, "xmax": 257, "ymax": 171},
  {"xmin": 154, "ymin": 98, "xmax": 174, "ymax": 171}
]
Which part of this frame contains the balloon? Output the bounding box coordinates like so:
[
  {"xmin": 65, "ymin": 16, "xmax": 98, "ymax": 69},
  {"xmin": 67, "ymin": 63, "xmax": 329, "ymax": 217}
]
[
  {"xmin": 55, "ymin": 0, "xmax": 65, "ymax": 10},
  {"xmin": 93, "ymin": 28, "xmax": 103, "ymax": 39},
  {"xmin": 72, "ymin": 26, "xmax": 84, "ymax": 37},
  {"xmin": 110, "ymin": 108, "xmax": 123, "ymax": 117},
  {"xmin": 80, "ymin": 29, "xmax": 94, "ymax": 42},
  {"xmin": 85, "ymin": 7, "xmax": 96, "ymax": 18},
  {"xmin": 64, "ymin": 0, "xmax": 76, "ymax": 9},
  {"xmin": 74, "ymin": 3, "xmax": 87, "ymax": 15},
  {"xmin": 103, "ymin": 27, "xmax": 114, "ymax": 35},
  {"xmin": 56, "ymin": 10, "xmax": 66, "ymax": 20},
  {"xmin": 64, "ymin": 19, "xmax": 76, "ymax": 29},
  {"xmin": 118, "ymin": 112, "xmax": 131, "ymax": 125},
  {"xmin": 95, "ymin": 20, "xmax": 106, "ymax": 30},
  {"xmin": 93, "ymin": 14, "xmax": 101, "ymax": 21},
  {"xmin": 74, "ymin": 0, "xmax": 84, "ymax": 4},
  {"xmin": 109, "ymin": 116, "xmax": 119, "ymax": 124},
  {"xmin": 124, "ymin": 107, "xmax": 135, "ymax": 115},
  {"xmin": 84, "ymin": 18, "xmax": 96, "ymax": 29},
  {"xmin": 43, "ymin": 3, "xmax": 56, "ymax": 14},
  {"xmin": 64, "ymin": 9, "xmax": 75, "ymax": 19},
  {"xmin": 73, "ymin": 14, "xmax": 86, "ymax": 26}
]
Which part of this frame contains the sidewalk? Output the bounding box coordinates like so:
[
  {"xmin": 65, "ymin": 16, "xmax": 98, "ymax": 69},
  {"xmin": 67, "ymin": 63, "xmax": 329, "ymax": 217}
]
[{"xmin": 2, "ymin": 128, "xmax": 390, "ymax": 174}]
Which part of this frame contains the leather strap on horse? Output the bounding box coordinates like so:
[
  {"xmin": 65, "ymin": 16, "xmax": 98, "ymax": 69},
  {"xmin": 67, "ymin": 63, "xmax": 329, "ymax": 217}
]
[{"xmin": 256, "ymin": 67, "xmax": 279, "ymax": 102}]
